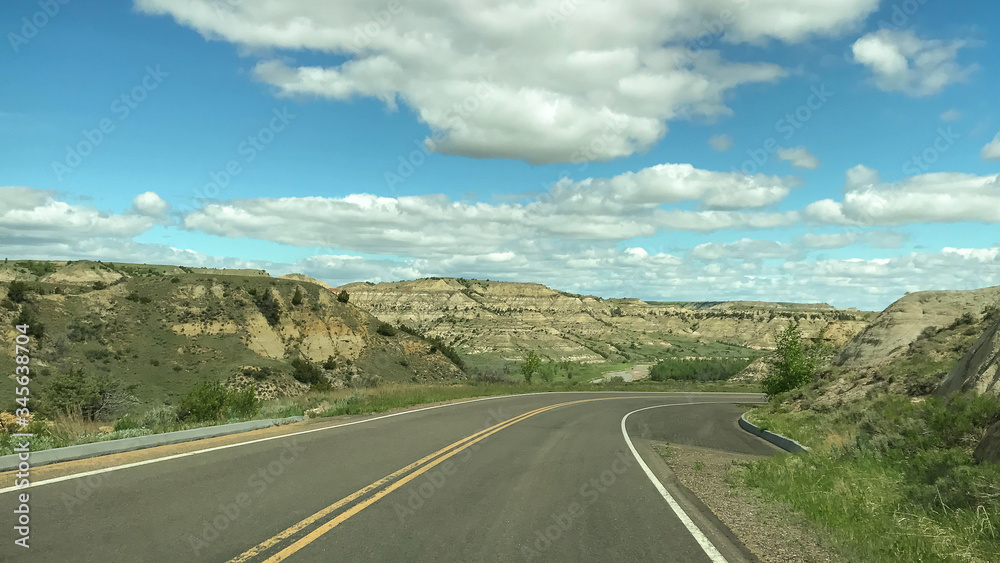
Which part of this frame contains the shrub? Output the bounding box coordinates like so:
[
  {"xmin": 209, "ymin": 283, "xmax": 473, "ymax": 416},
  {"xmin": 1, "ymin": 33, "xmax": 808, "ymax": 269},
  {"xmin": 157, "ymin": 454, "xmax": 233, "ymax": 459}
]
[
  {"xmin": 92, "ymin": 281, "xmax": 107, "ymax": 290},
  {"xmin": 177, "ymin": 382, "xmax": 228, "ymax": 422},
  {"xmin": 538, "ymin": 363, "xmax": 556, "ymax": 382},
  {"xmin": 41, "ymin": 370, "xmax": 136, "ymax": 421},
  {"xmin": 170, "ymin": 277, "xmax": 180, "ymax": 283},
  {"xmin": 242, "ymin": 366, "xmax": 275, "ymax": 381},
  {"xmin": 255, "ymin": 289, "xmax": 281, "ymax": 326},
  {"xmin": 125, "ymin": 291, "xmax": 141, "ymax": 302},
  {"xmin": 6, "ymin": 281, "xmax": 30, "ymax": 303},
  {"xmin": 918, "ymin": 326, "xmax": 939, "ymax": 340},
  {"xmin": 14, "ymin": 307, "xmax": 45, "ymax": 339},
  {"xmin": 225, "ymin": 387, "xmax": 261, "ymax": 418},
  {"xmin": 291, "ymin": 287, "xmax": 303, "ymax": 306},
  {"xmin": 649, "ymin": 357, "xmax": 752, "ymax": 382},
  {"xmin": 322, "ymin": 356, "xmax": 338, "ymax": 370},
  {"xmin": 290, "ymin": 358, "xmax": 324, "ymax": 386},
  {"xmin": 177, "ymin": 382, "xmax": 260, "ymax": 422},
  {"xmin": 337, "ymin": 290, "xmax": 350, "ymax": 303},
  {"xmin": 376, "ymin": 322, "xmax": 397, "ymax": 336},
  {"xmin": 607, "ymin": 375, "xmax": 626, "ymax": 384}
]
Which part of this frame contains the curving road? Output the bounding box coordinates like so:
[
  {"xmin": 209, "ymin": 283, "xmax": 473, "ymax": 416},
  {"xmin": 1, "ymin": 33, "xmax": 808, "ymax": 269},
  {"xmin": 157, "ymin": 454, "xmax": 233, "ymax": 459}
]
[{"xmin": 1, "ymin": 392, "xmax": 779, "ymax": 562}]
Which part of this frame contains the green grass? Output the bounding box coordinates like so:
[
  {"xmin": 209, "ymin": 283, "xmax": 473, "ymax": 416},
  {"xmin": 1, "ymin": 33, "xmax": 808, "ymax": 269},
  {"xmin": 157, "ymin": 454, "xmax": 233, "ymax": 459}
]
[{"xmin": 739, "ymin": 392, "xmax": 1000, "ymax": 562}]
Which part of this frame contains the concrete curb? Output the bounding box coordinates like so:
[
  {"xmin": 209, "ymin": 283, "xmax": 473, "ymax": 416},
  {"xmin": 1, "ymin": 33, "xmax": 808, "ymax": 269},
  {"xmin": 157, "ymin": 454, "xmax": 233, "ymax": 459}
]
[
  {"xmin": 739, "ymin": 413, "xmax": 811, "ymax": 453},
  {"xmin": 0, "ymin": 416, "xmax": 305, "ymax": 471}
]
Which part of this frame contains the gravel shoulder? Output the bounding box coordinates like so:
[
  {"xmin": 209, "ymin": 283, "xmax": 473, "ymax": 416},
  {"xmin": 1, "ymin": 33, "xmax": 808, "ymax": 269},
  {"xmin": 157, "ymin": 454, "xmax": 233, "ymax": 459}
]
[{"xmin": 655, "ymin": 442, "xmax": 843, "ymax": 563}]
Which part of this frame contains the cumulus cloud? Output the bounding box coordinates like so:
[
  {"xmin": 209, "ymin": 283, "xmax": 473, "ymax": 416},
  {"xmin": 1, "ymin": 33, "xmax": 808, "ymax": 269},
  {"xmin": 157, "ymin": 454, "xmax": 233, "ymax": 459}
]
[
  {"xmin": 709, "ymin": 134, "xmax": 733, "ymax": 151},
  {"xmin": 181, "ymin": 162, "xmax": 801, "ymax": 256},
  {"xmin": 982, "ymin": 133, "xmax": 1000, "ymax": 161},
  {"xmin": 776, "ymin": 146, "xmax": 820, "ymax": 169},
  {"xmin": 804, "ymin": 167, "xmax": 1000, "ymax": 225},
  {"xmin": 131, "ymin": 191, "xmax": 171, "ymax": 220},
  {"xmin": 851, "ymin": 30, "xmax": 977, "ymax": 97},
  {"xmin": 0, "ymin": 186, "xmax": 155, "ymax": 245},
  {"xmin": 134, "ymin": 0, "xmax": 880, "ymax": 164}
]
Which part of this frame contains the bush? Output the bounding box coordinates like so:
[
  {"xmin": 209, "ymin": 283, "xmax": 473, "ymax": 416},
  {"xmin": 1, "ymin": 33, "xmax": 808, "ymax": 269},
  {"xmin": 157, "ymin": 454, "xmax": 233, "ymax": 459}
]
[
  {"xmin": 322, "ymin": 356, "xmax": 337, "ymax": 370},
  {"xmin": 41, "ymin": 370, "xmax": 136, "ymax": 421},
  {"xmin": 918, "ymin": 326, "xmax": 939, "ymax": 340},
  {"xmin": 649, "ymin": 357, "xmax": 752, "ymax": 382},
  {"xmin": 177, "ymin": 382, "xmax": 261, "ymax": 422},
  {"xmin": 255, "ymin": 289, "xmax": 281, "ymax": 326},
  {"xmin": 92, "ymin": 281, "xmax": 107, "ymax": 290},
  {"xmin": 337, "ymin": 290, "xmax": 350, "ymax": 303},
  {"xmin": 291, "ymin": 287, "xmax": 303, "ymax": 306},
  {"xmin": 14, "ymin": 307, "xmax": 45, "ymax": 339},
  {"xmin": 6, "ymin": 281, "xmax": 30, "ymax": 303},
  {"xmin": 290, "ymin": 358, "xmax": 323, "ymax": 385},
  {"xmin": 376, "ymin": 322, "xmax": 397, "ymax": 336}
]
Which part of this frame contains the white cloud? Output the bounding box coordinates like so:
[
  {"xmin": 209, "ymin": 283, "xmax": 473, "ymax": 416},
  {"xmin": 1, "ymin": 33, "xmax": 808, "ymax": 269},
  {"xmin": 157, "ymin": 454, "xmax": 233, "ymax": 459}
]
[
  {"xmin": 776, "ymin": 146, "xmax": 820, "ymax": 169},
  {"xmin": 982, "ymin": 133, "xmax": 1000, "ymax": 161},
  {"xmin": 804, "ymin": 167, "xmax": 1000, "ymax": 225},
  {"xmin": 691, "ymin": 238, "xmax": 800, "ymax": 260},
  {"xmin": 132, "ymin": 191, "xmax": 170, "ymax": 218},
  {"xmin": 940, "ymin": 109, "xmax": 961, "ymax": 122},
  {"xmin": 0, "ymin": 186, "xmax": 155, "ymax": 244},
  {"xmin": 181, "ymin": 162, "xmax": 802, "ymax": 257},
  {"xmin": 709, "ymin": 134, "xmax": 732, "ymax": 151},
  {"xmin": 851, "ymin": 30, "xmax": 977, "ymax": 97},
  {"xmin": 134, "ymin": 0, "xmax": 880, "ymax": 164}
]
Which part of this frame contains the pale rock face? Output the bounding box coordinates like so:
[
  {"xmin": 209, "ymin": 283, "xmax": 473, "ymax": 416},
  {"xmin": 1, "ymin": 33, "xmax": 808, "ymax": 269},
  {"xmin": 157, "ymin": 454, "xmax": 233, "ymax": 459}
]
[
  {"xmin": 339, "ymin": 278, "xmax": 871, "ymax": 362},
  {"xmin": 938, "ymin": 319, "xmax": 1000, "ymax": 396},
  {"xmin": 837, "ymin": 286, "xmax": 1000, "ymax": 370},
  {"xmin": 975, "ymin": 419, "xmax": 1000, "ymax": 464}
]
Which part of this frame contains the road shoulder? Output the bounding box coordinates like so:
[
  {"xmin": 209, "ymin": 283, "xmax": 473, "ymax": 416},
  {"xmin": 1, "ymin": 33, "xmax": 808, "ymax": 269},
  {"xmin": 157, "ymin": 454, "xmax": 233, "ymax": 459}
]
[{"xmin": 654, "ymin": 442, "xmax": 843, "ymax": 563}]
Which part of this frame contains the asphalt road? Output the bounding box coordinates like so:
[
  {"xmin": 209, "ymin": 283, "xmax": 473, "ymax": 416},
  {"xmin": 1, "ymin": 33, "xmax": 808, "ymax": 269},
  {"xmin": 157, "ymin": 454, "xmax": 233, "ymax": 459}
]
[{"xmin": 1, "ymin": 392, "xmax": 779, "ymax": 562}]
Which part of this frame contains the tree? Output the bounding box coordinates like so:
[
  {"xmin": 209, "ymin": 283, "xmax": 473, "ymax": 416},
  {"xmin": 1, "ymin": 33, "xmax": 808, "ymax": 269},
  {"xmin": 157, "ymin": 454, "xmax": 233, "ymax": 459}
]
[
  {"xmin": 762, "ymin": 323, "xmax": 826, "ymax": 397},
  {"xmin": 337, "ymin": 290, "xmax": 350, "ymax": 303},
  {"xmin": 291, "ymin": 287, "xmax": 304, "ymax": 306},
  {"xmin": 521, "ymin": 351, "xmax": 541, "ymax": 383}
]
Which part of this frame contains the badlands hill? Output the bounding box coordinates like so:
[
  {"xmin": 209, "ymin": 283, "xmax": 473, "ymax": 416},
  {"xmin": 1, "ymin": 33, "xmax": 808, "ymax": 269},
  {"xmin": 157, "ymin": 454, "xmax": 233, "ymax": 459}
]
[
  {"xmin": 0, "ymin": 261, "xmax": 463, "ymax": 411},
  {"xmin": 338, "ymin": 277, "xmax": 874, "ymax": 366}
]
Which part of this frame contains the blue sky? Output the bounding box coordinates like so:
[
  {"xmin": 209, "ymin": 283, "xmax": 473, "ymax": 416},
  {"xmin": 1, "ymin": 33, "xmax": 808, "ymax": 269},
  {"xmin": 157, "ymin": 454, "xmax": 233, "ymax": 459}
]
[{"xmin": 2, "ymin": 0, "xmax": 999, "ymax": 310}]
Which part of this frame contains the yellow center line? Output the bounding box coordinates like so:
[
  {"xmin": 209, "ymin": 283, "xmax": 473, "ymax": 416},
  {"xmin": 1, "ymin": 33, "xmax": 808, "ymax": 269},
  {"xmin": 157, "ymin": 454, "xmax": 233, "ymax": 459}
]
[
  {"xmin": 228, "ymin": 400, "xmax": 586, "ymax": 563},
  {"xmin": 261, "ymin": 398, "xmax": 610, "ymax": 563}
]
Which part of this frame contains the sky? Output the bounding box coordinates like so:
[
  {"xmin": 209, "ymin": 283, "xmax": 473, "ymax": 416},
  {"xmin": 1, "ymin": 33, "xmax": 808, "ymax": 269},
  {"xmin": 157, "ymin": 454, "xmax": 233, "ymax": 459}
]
[{"xmin": 1, "ymin": 0, "xmax": 999, "ymax": 311}]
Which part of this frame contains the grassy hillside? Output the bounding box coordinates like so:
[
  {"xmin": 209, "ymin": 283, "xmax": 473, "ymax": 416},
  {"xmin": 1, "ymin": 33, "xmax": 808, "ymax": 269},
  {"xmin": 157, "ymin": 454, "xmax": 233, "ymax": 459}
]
[{"xmin": 0, "ymin": 260, "xmax": 466, "ymax": 418}]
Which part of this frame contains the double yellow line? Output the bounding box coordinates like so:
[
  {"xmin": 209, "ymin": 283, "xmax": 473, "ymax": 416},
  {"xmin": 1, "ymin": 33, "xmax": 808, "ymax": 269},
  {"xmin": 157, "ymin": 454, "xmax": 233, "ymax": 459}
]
[{"xmin": 230, "ymin": 398, "xmax": 607, "ymax": 562}]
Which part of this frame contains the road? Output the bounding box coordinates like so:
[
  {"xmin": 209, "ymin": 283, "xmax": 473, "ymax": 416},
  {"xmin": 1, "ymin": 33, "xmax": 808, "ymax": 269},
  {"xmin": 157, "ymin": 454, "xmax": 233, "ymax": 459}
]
[{"xmin": 1, "ymin": 392, "xmax": 779, "ymax": 562}]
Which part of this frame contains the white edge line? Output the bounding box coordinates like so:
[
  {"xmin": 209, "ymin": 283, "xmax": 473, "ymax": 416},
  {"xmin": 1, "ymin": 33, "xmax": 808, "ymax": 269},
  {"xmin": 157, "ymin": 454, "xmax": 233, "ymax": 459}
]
[
  {"xmin": 1, "ymin": 391, "xmax": 763, "ymax": 495},
  {"xmin": 621, "ymin": 402, "xmax": 732, "ymax": 563}
]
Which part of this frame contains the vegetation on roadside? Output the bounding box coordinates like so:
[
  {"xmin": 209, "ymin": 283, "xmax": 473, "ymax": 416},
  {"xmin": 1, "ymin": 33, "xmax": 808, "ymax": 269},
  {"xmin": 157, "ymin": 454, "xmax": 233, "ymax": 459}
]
[
  {"xmin": 649, "ymin": 356, "xmax": 755, "ymax": 382},
  {"xmin": 742, "ymin": 389, "xmax": 1000, "ymax": 561},
  {"xmin": 761, "ymin": 323, "xmax": 830, "ymax": 396}
]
